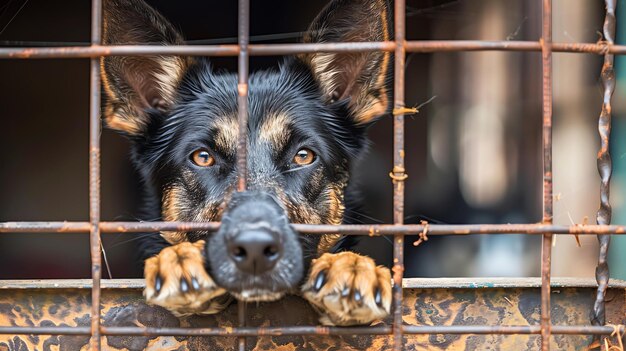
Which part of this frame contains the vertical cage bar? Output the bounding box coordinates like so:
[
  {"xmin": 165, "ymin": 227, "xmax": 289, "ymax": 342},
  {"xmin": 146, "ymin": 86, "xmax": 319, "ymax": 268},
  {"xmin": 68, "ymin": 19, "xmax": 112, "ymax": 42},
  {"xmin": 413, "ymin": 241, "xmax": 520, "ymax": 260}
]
[
  {"xmin": 592, "ymin": 0, "xmax": 616, "ymax": 332},
  {"xmin": 238, "ymin": 299, "xmax": 246, "ymax": 351},
  {"xmin": 89, "ymin": 0, "xmax": 103, "ymax": 349},
  {"xmin": 392, "ymin": 0, "xmax": 406, "ymax": 349},
  {"xmin": 540, "ymin": 0, "xmax": 553, "ymax": 350},
  {"xmin": 236, "ymin": 0, "xmax": 250, "ymax": 349},
  {"xmin": 236, "ymin": 0, "xmax": 250, "ymax": 193}
]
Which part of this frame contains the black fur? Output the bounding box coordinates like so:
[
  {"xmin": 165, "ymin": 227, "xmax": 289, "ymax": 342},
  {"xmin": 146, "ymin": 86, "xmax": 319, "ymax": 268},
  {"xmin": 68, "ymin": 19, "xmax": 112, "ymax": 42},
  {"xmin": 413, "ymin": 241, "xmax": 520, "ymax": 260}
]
[{"xmin": 132, "ymin": 58, "xmax": 370, "ymax": 258}]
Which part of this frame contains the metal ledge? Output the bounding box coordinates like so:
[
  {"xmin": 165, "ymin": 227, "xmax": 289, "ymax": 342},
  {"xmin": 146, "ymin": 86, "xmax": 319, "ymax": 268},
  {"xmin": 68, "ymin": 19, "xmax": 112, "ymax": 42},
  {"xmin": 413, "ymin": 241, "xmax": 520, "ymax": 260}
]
[{"xmin": 0, "ymin": 278, "xmax": 623, "ymax": 350}]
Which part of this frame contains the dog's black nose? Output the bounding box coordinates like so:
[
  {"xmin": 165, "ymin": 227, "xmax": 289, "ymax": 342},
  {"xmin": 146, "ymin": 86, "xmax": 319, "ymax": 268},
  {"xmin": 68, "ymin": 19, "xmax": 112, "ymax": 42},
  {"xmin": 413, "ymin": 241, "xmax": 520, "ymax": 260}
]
[
  {"xmin": 227, "ymin": 229, "xmax": 282, "ymax": 275},
  {"xmin": 208, "ymin": 191, "xmax": 303, "ymax": 296}
]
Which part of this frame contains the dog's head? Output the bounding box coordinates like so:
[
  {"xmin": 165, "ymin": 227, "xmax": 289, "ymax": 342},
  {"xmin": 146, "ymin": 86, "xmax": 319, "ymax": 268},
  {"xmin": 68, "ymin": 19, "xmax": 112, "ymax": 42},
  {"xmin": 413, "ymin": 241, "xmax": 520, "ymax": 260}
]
[{"xmin": 102, "ymin": 0, "xmax": 391, "ymax": 301}]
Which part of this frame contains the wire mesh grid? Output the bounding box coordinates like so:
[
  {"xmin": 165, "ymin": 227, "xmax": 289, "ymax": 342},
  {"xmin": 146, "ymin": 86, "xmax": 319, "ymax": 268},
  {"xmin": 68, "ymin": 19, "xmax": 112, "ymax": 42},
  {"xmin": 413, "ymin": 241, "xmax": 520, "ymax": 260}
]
[{"xmin": 0, "ymin": 0, "xmax": 623, "ymax": 350}]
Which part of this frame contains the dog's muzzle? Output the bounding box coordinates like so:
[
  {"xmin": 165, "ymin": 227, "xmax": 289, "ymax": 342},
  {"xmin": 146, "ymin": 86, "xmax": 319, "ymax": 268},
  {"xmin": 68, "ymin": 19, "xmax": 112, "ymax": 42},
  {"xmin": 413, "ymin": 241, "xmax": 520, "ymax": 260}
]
[{"xmin": 206, "ymin": 191, "xmax": 303, "ymax": 301}]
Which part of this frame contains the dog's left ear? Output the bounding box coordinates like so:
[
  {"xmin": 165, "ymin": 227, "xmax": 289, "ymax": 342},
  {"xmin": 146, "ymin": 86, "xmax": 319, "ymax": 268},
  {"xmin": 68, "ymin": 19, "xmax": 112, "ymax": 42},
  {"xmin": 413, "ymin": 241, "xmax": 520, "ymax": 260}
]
[
  {"xmin": 101, "ymin": 0, "xmax": 191, "ymax": 136},
  {"xmin": 300, "ymin": 0, "xmax": 391, "ymax": 125}
]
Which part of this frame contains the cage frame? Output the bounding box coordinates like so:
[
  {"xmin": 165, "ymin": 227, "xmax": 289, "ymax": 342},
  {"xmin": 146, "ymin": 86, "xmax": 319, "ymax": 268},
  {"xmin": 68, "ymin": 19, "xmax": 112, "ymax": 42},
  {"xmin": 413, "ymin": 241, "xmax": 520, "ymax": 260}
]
[{"xmin": 0, "ymin": 0, "xmax": 622, "ymax": 350}]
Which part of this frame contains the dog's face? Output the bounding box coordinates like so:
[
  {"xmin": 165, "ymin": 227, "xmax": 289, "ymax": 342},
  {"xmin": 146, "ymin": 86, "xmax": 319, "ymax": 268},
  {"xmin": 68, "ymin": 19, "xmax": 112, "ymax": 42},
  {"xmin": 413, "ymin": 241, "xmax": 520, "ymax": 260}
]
[{"xmin": 102, "ymin": 0, "xmax": 390, "ymax": 301}]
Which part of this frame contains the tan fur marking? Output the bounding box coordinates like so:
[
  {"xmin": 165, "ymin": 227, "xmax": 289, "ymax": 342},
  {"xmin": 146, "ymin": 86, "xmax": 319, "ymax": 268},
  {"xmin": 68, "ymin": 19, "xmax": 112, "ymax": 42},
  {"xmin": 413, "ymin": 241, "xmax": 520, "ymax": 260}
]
[
  {"xmin": 259, "ymin": 113, "xmax": 291, "ymax": 149},
  {"xmin": 317, "ymin": 234, "xmax": 342, "ymax": 255},
  {"xmin": 317, "ymin": 183, "xmax": 345, "ymax": 255},
  {"xmin": 153, "ymin": 56, "xmax": 185, "ymax": 105},
  {"xmin": 287, "ymin": 201, "xmax": 321, "ymax": 225},
  {"xmin": 326, "ymin": 183, "xmax": 345, "ymax": 225},
  {"xmin": 377, "ymin": 5, "xmax": 390, "ymax": 91},
  {"xmin": 105, "ymin": 114, "xmax": 144, "ymax": 135},
  {"xmin": 161, "ymin": 184, "xmax": 189, "ymax": 245},
  {"xmin": 214, "ymin": 116, "xmax": 238, "ymax": 153},
  {"xmin": 354, "ymin": 101, "xmax": 386, "ymax": 125},
  {"xmin": 355, "ymin": 4, "xmax": 390, "ymax": 125},
  {"xmin": 310, "ymin": 53, "xmax": 340, "ymax": 99},
  {"xmin": 161, "ymin": 171, "xmax": 225, "ymax": 244}
]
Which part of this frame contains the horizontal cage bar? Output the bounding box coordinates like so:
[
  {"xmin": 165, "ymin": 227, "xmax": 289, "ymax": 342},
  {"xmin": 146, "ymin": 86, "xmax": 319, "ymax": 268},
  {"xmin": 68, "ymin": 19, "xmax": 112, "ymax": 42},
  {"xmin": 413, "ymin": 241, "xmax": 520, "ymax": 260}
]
[
  {"xmin": 4, "ymin": 277, "xmax": 623, "ymax": 290},
  {"xmin": 0, "ymin": 325, "xmax": 622, "ymax": 337},
  {"xmin": 1, "ymin": 221, "xmax": 626, "ymax": 235},
  {"xmin": 0, "ymin": 41, "xmax": 624, "ymax": 59}
]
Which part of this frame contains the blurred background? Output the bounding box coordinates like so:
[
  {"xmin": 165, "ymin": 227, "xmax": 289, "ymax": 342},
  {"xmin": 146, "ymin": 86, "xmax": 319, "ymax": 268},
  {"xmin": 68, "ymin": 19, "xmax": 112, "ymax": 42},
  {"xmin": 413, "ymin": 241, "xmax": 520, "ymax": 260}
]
[{"xmin": 1, "ymin": 0, "xmax": 625, "ymax": 280}]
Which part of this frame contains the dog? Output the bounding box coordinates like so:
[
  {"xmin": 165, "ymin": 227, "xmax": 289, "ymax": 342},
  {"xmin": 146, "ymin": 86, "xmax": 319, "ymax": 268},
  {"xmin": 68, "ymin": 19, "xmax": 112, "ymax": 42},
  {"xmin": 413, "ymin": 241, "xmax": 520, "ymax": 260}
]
[{"xmin": 101, "ymin": 0, "xmax": 393, "ymax": 326}]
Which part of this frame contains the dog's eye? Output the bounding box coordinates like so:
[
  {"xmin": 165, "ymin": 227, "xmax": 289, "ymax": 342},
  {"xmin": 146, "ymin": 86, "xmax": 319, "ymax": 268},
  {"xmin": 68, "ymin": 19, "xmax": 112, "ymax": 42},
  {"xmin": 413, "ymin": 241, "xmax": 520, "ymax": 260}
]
[
  {"xmin": 293, "ymin": 148, "xmax": 316, "ymax": 166},
  {"xmin": 190, "ymin": 149, "xmax": 215, "ymax": 167}
]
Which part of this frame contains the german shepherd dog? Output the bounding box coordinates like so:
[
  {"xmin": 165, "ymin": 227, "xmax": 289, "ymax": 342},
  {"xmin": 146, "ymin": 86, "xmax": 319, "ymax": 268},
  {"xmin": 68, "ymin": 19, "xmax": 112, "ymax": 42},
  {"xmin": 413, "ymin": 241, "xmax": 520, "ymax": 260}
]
[{"xmin": 102, "ymin": 0, "xmax": 392, "ymax": 326}]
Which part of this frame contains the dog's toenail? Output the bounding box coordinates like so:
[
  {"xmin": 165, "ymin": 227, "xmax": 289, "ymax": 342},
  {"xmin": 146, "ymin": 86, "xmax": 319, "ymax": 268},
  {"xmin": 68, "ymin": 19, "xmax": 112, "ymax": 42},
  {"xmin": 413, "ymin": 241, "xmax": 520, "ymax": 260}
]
[
  {"xmin": 314, "ymin": 271, "xmax": 326, "ymax": 291},
  {"xmin": 354, "ymin": 289, "xmax": 362, "ymax": 303},
  {"xmin": 375, "ymin": 288, "xmax": 382, "ymax": 306},
  {"xmin": 155, "ymin": 275, "xmax": 162, "ymax": 294},
  {"xmin": 191, "ymin": 277, "xmax": 200, "ymax": 290},
  {"xmin": 341, "ymin": 286, "xmax": 350, "ymax": 297},
  {"xmin": 180, "ymin": 278, "xmax": 189, "ymax": 293}
]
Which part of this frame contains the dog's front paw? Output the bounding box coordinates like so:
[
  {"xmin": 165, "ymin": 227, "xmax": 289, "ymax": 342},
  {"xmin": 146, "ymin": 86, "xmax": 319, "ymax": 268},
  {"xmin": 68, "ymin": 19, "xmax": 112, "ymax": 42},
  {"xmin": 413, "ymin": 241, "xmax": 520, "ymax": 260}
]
[
  {"xmin": 302, "ymin": 252, "xmax": 392, "ymax": 326},
  {"xmin": 144, "ymin": 240, "xmax": 228, "ymax": 316}
]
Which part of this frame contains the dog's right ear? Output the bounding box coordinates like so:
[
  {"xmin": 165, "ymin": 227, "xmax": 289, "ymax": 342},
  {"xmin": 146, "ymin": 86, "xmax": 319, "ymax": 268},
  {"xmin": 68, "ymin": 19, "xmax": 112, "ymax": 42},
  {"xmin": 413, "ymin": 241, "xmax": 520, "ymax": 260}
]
[
  {"xmin": 299, "ymin": 0, "xmax": 391, "ymax": 126},
  {"xmin": 102, "ymin": 0, "xmax": 191, "ymax": 136}
]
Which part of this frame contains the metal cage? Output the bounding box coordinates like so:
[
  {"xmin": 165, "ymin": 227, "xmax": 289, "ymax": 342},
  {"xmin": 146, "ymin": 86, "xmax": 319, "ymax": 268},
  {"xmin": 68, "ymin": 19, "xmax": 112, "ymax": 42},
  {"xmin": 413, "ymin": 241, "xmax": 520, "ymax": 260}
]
[{"xmin": 0, "ymin": 0, "xmax": 624, "ymax": 350}]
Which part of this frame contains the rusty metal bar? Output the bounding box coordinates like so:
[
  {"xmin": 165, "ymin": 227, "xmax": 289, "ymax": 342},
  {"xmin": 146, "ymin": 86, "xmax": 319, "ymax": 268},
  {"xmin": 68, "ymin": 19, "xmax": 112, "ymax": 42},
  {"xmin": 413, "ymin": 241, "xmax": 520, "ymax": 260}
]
[
  {"xmin": 5, "ymin": 221, "xmax": 626, "ymax": 235},
  {"xmin": 88, "ymin": 0, "xmax": 103, "ymax": 350},
  {"xmin": 99, "ymin": 325, "xmax": 626, "ymax": 336},
  {"xmin": 592, "ymin": 0, "xmax": 617, "ymax": 338},
  {"xmin": 0, "ymin": 324, "xmax": 624, "ymax": 337},
  {"xmin": 236, "ymin": 0, "xmax": 250, "ymax": 193},
  {"xmin": 101, "ymin": 326, "xmax": 392, "ymax": 337},
  {"xmin": 0, "ymin": 327, "xmax": 92, "ymax": 335},
  {"xmin": 235, "ymin": 0, "xmax": 250, "ymax": 349},
  {"xmin": 392, "ymin": 1, "xmax": 407, "ymax": 350},
  {"xmin": 0, "ymin": 221, "xmax": 92, "ymax": 232},
  {"xmin": 4, "ymin": 41, "xmax": 626, "ymax": 59},
  {"xmin": 540, "ymin": 0, "xmax": 554, "ymax": 350},
  {"xmin": 2, "ymin": 276, "xmax": 622, "ymax": 290},
  {"xmin": 238, "ymin": 299, "xmax": 247, "ymax": 350},
  {"xmin": 3, "ymin": 276, "xmax": 620, "ymax": 289}
]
